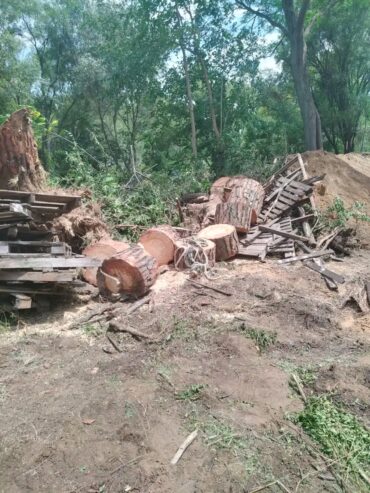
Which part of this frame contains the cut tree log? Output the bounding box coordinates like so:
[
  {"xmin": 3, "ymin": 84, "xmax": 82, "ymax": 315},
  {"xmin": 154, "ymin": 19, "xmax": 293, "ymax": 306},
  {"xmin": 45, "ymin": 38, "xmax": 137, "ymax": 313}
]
[
  {"xmin": 217, "ymin": 177, "xmax": 264, "ymax": 231},
  {"xmin": 203, "ymin": 176, "xmax": 231, "ymax": 226},
  {"xmin": 139, "ymin": 225, "xmax": 179, "ymax": 266},
  {"xmin": 82, "ymin": 239, "xmax": 130, "ymax": 286},
  {"xmin": 174, "ymin": 238, "xmax": 216, "ymax": 270},
  {"xmin": 98, "ymin": 245, "xmax": 158, "ymax": 297},
  {"xmin": 0, "ymin": 109, "xmax": 46, "ymax": 191},
  {"xmin": 197, "ymin": 224, "xmax": 238, "ymax": 261}
]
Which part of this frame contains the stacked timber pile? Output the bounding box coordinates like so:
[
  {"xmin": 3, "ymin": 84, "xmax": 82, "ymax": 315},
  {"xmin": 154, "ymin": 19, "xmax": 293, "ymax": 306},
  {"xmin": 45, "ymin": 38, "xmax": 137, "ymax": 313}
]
[
  {"xmin": 0, "ymin": 109, "xmax": 106, "ymax": 310},
  {"xmin": 0, "ymin": 189, "xmax": 102, "ymax": 309}
]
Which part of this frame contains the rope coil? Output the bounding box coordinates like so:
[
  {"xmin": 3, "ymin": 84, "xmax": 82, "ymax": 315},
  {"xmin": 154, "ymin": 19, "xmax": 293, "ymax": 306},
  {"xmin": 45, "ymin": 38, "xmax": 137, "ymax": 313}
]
[{"xmin": 174, "ymin": 237, "xmax": 220, "ymax": 279}]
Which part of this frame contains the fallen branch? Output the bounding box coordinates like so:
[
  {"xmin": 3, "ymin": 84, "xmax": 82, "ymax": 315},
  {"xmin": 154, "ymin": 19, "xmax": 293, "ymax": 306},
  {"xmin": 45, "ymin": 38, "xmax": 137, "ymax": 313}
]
[
  {"xmin": 109, "ymin": 320, "xmax": 154, "ymax": 340},
  {"xmin": 106, "ymin": 332, "xmax": 122, "ymax": 353},
  {"xmin": 64, "ymin": 303, "xmax": 114, "ymax": 330},
  {"xmin": 291, "ymin": 373, "xmax": 307, "ymax": 403},
  {"xmin": 248, "ymin": 479, "xmax": 292, "ymax": 493},
  {"xmin": 126, "ymin": 295, "xmax": 151, "ymax": 315},
  {"xmin": 170, "ymin": 429, "xmax": 198, "ymax": 465},
  {"xmin": 188, "ymin": 279, "xmax": 232, "ymax": 296}
]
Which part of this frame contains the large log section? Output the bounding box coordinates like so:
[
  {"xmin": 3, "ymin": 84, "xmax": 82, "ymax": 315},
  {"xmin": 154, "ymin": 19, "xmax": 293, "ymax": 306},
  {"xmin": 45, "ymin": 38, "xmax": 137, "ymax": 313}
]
[
  {"xmin": 0, "ymin": 109, "xmax": 46, "ymax": 191},
  {"xmin": 98, "ymin": 245, "xmax": 158, "ymax": 297},
  {"xmin": 197, "ymin": 224, "xmax": 238, "ymax": 261},
  {"xmin": 139, "ymin": 225, "xmax": 179, "ymax": 266},
  {"xmin": 82, "ymin": 239, "xmax": 130, "ymax": 286},
  {"xmin": 214, "ymin": 177, "xmax": 264, "ymax": 232}
]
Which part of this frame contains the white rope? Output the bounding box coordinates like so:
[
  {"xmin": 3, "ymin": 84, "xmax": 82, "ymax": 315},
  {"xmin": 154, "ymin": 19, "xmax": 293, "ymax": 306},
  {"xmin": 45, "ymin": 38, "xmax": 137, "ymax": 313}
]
[{"xmin": 174, "ymin": 238, "xmax": 221, "ymax": 279}]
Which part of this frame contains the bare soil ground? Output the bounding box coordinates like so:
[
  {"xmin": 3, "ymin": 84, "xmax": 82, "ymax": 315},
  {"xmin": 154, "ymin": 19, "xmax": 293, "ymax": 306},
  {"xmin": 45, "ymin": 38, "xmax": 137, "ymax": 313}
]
[{"xmin": 1, "ymin": 251, "xmax": 370, "ymax": 493}]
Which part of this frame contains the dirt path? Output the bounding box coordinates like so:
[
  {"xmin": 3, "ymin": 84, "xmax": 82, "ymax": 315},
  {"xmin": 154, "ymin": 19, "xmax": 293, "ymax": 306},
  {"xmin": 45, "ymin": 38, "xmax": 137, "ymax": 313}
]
[{"xmin": 0, "ymin": 254, "xmax": 369, "ymax": 493}]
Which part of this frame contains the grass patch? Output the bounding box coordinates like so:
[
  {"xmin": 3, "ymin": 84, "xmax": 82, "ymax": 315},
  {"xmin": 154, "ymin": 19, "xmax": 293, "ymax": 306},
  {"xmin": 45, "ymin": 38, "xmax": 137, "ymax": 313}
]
[
  {"xmin": 0, "ymin": 311, "xmax": 17, "ymax": 333},
  {"xmin": 170, "ymin": 317, "xmax": 197, "ymax": 342},
  {"xmin": 296, "ymin": 395, "xmax": 370, "ymax": 490},
  {"xmin": 176, "ymin": 384, "xmax": 205, "ymax": 402},
  {"xmin": 240, "ymin": 325, "xmax": 277, "ymax": 353},
  {"xmin": 83, "ymin": 323, "xmax": 104, "ymax": 337}
]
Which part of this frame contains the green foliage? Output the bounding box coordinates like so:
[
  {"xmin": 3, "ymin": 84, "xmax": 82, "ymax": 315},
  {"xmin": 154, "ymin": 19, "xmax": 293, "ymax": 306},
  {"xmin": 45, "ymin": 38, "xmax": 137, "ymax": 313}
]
[
  {"xmin": 297, "ymin": 396, "xmax": 370, "ymax": 488},
  {"xmin": 240, "ymin": 325, "xmax": 277, "ymax": 353},
  {"xmin": 176, "ymin": 384, "xmax": 205, "ymax": 402},
  {"xmin": 0, "ymin": 311, "xmax": 17, "ymax": 333},
  {"xmin": 322, "ymin": 197, "xmax": 370, "ymax": 230},
  {"xmin": 203, "ymin": 418, "xmax": 247, "ymax": 452}
]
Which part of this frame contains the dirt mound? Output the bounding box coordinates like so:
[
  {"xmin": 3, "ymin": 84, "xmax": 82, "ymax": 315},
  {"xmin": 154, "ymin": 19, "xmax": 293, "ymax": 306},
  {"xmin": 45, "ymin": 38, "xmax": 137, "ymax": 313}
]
[
  {"xmin": 304, "ymin": 151, "xmax": 370, "ymax": 244},
  {"xmin": 337, "ymin": 152, "xmax": 370, "ymax": 178}
]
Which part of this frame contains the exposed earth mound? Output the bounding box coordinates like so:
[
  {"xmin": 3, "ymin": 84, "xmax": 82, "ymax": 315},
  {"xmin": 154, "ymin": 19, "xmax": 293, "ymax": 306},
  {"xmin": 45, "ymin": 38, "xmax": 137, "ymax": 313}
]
[{"xmin": 304, "ymin": 151, "xmax": 370, "ymax": 244}]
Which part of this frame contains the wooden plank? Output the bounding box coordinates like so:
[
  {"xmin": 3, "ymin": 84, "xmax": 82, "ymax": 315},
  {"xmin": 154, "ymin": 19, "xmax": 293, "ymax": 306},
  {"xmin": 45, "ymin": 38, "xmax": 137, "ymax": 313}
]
[
  {"xmin": 297, "ymin": 154, "xmax": 318, "ymax": 214},
  {"xmin": 291, "ymin": 214, "xmax": 315, "ymax": 223},
  {"xmin": 11, "ymin": 293, "xmax": 32, "ymax": 309},
  {"xmin": 0, "ymin": 189, "xmax": 80, "ymax": 205},
  {"xmin": 303, "ymin": 260, "xmax": 345, "ymax": 284},
  {"xmin": 0, "ymin": 270, "xmax": 77, "ymax": 282},
  {"xmin": 278, "ymin": 249, "xmax": 334, "ymax": 264},
  {"xmin": 1, "ymin": 285, "xmax": 62, "ymax": 296},
  {"xmin": 0, "ymin": 256, "xmax": 102, "ymax": 269}
]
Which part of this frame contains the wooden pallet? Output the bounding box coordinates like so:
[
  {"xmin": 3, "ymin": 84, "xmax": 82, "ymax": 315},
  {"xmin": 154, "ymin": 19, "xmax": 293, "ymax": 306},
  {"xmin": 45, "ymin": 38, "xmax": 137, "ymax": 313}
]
[
  {"xmin": 259, "ymin": 178, "xmax": 312, "ymax": 222},
  {"xmin": 0, "ymin": 190, "xmax": 81, "ymax": 216},
  {"xmin": 267, "ymin": 217, "xmax": 295, "ymax": 258},
  {"xmin": 0, "ymin": 203, "xmax": 31, "ymax": 224},
  {"xmin": 0, "ymin": 241, "xmax": 71, "ymax": 256},
  {"xmin": 0, "ymin": 255, "xmax": 101, "ymax": 269}
]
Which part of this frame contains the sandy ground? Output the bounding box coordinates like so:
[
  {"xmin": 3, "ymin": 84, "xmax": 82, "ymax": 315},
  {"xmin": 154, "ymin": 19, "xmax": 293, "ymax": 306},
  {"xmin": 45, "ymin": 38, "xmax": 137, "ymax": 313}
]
[{"xmin": 0, "ymin": 251, "xmax": 370, "ymax": 493}]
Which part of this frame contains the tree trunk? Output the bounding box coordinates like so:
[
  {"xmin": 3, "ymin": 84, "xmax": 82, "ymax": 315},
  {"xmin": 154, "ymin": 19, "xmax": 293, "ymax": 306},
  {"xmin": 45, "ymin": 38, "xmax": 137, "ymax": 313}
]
[
  {"xmin": 290, "ymin": 36, "xmax": 322, "ymax": 151},
  {"xmin": 0, "ymin": 109, "xmax": 46, "ymax": 191},
  {"xmin": 282, "ymin": 0, "xmax": 322, "ymax": 151},
  {"xmin": 176, "ymin": 8, "xmax": 198, "ymax": 159},
  {"xmin": 214, "ymin": 178, "xmax": 265, "ymax": 232}
]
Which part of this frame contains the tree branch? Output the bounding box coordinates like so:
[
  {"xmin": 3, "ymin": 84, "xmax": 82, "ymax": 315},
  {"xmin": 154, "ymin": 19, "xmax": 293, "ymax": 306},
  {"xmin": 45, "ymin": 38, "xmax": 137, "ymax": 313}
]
[
  {"xmin": 297, "ymin": 0, "xmax": 311, "ymax": 30},
  {"xmin": 235, "ymin": 0, "xmax": 288, "ymax": 36},
  {"xmin": 304, "ymin": 0, "xmax": 339, "ymax": 37}
]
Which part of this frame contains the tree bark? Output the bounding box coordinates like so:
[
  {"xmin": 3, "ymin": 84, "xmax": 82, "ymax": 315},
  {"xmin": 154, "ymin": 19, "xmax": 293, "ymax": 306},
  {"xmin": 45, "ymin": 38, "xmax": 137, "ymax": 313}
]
[
  {"xmin": 176, "ymin": 8, "xmax": 198, "ymax": 159},
  {"xmin": 237, "ymin": 0, "xmax": 323, "ymax": 151},
  {"xmin": 282, "ymin": 0, "xmax": 322, "ymax": 151},
  {"xmin": 0, "ymin": 109, "xmax": 46, "ymax": 191}
]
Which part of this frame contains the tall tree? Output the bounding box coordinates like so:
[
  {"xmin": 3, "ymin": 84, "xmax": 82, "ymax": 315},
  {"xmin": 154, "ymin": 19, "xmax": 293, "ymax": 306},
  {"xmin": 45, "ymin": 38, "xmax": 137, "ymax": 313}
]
[
  {"xmin": 236, "ymin": 0, "xmax": 336, "ymax": 151},
  {"xmin": 309, "ymin": 0, "xmax": 370, "ymax": 153}
]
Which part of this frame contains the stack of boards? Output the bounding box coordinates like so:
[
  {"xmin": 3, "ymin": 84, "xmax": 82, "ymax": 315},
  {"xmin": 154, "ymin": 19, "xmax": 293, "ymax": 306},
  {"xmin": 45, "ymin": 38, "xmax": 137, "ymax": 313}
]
[{"xmin": 0, "ymin": 189, "xmax": 100, "ymax": 310}]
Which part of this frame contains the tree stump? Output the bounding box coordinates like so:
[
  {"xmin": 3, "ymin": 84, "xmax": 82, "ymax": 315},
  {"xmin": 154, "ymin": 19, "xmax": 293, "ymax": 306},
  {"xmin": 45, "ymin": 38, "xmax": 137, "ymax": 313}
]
[
  {"xmin": 197, "ymin": 224, "xmax": 238, "ymax": 261},
  {"xmin": 82, "ymin": 239, "xmax": 130, "ymax": 286},
  {"xmin": 139, "ymin": 225, "xmax": 179, "ymax": 266},
  {"xmin": 215, "ymin": 178, "xmax": 264, "ymax": 232},
  {"xmin": 174, "ymin": 238, "xmax": 216, "ymax": 270},
  {"xmin": 98, "ymin": 245, "xmax": 158, "ymax": 297},
  {"xmin": 0, "ymin": 109, "xmax": 46, "ymax": 191}
]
